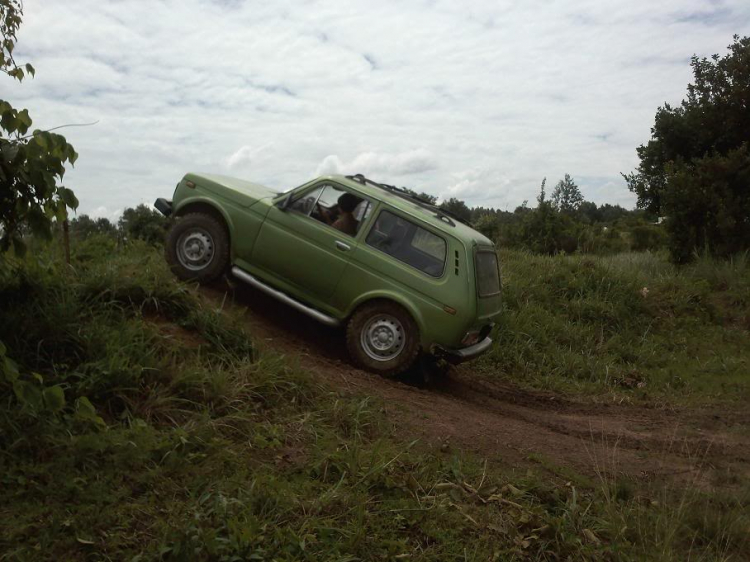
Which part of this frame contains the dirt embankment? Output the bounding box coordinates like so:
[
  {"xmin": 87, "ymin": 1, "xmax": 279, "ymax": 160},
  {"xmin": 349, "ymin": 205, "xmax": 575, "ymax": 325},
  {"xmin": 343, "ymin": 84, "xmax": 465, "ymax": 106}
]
[{"xmin": 205, "ymin": 282, "xmax": 750, "ymax": 489}]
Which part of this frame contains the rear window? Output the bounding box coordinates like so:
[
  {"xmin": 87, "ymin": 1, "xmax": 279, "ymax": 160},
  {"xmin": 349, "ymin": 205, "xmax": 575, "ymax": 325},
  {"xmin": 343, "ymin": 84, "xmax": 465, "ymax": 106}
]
[
  {"xmin": 475, "ymin": 251, "xmax": 500, "ymax": 297},
  {"xmin": 366, "ymin": 211, "xmax": 446, "ymax": 277}
]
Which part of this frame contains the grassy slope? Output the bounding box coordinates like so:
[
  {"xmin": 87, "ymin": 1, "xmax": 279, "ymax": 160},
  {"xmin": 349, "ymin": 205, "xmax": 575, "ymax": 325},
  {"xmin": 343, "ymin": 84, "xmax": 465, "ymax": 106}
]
[
  {"xmin": 481, "ymin": 249, "xmax": 750, "ymax": 403},
  {"xmin": 0, "ymin": 239, "xmax": 748, "ymax": 560}
]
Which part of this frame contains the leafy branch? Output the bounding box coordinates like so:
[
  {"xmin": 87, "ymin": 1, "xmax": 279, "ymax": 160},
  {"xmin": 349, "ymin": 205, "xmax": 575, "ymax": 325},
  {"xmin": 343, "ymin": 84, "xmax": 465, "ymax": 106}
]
[{"xmin": 1, "ymin": 0, "xmax": 80, "ymax": 255}]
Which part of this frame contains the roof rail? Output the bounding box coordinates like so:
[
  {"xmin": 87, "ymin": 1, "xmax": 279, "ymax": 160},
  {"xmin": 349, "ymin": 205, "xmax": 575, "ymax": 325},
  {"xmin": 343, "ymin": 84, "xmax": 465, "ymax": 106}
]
[{"xmin": 345, "ymin": 174, "xmax": 462, "ymax": 227}]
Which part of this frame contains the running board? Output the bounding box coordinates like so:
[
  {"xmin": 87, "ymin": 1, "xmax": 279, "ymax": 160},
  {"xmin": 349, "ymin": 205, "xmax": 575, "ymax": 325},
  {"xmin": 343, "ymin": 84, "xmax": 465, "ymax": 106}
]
[{"xmin": 231, "ymin": 266, "xmax": 341, "ymax": 327}]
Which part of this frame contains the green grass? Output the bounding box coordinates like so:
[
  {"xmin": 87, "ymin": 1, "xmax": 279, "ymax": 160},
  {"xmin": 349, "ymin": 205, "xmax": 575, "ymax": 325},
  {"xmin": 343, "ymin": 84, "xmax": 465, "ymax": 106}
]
[
  {"xmin": 481, "ymin": 249, "xmax": 750, "ymax": 402},
  {"xmin": 0, "ymin": 238, "xmax": 748, "ymax": 560}
]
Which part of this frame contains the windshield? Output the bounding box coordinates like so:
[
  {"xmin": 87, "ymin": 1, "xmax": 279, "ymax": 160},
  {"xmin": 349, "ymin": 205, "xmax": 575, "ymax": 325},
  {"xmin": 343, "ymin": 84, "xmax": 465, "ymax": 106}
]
[{"xmin": 475, "ymin": 251, "xmax": 500, "ymax": 297}]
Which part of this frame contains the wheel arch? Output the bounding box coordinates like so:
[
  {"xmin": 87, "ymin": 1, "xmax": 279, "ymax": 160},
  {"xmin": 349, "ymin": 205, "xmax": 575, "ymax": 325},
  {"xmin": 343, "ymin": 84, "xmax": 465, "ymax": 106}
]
[{"xmin": 174, "ymin": 199, "xmax": 232, "ymax": 236}]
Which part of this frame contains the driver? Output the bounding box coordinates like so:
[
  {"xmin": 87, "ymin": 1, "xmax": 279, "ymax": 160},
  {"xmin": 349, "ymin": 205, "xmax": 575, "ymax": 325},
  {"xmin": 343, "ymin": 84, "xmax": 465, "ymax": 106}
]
[{"xmin": 320, "ymin": 193, "xmax": 360, "ymax": 236}]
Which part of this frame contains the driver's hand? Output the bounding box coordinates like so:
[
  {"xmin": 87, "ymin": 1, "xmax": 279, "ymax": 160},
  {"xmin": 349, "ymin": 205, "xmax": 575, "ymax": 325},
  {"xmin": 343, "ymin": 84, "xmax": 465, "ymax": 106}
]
[{"xmin": 317, "ymin": 203, "xmax": 332, "ymax": 223}]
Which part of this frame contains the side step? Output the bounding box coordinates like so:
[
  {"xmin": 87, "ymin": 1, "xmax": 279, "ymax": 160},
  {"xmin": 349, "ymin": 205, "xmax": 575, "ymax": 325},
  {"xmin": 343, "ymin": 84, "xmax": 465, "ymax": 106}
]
[{"xmin": 231, "ymin": 266, "xmax": 341, "ymax": 327}]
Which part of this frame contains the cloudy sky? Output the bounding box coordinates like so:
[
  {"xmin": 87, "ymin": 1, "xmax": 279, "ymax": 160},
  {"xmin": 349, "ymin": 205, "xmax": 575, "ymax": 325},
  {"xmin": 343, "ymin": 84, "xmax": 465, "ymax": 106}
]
[{"xmin": 8, "ymin": 0, "xmax": 750, "ymax": 219}]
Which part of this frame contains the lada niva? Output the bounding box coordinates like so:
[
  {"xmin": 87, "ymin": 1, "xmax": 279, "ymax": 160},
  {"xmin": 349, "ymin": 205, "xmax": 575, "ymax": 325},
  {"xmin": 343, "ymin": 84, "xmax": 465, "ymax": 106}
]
[{"xmin": 155, "ymin": 173, "xmax": 501, "ymax": 375}]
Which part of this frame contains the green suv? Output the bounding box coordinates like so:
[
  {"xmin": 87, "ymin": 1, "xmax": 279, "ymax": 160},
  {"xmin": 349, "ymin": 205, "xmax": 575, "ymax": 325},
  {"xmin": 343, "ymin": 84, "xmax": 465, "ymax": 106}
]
[{"xmin": 155, "ymin": 173, "xmax": 501, "ymax": 375}]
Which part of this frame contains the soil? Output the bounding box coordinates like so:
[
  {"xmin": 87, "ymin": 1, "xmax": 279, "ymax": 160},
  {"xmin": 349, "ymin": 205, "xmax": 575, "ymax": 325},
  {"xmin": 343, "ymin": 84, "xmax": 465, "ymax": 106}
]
[{"xmin": 203, "ymin": 281, "xmax": 750, "ymax": 490}]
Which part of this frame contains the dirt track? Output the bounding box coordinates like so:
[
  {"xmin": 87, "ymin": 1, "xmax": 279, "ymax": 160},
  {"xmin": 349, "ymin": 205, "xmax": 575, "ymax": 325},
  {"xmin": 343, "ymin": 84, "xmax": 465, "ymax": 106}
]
[{"xmin": 206, "ymin": 282, "xmax": 750, "ymax": 489}]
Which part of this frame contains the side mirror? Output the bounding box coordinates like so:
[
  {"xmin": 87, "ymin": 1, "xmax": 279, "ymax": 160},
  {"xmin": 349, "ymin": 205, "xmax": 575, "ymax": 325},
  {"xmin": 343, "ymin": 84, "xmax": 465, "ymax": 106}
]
[{"xmin": 276, "ymin": 193, "xmax": 293, "ymax": 211}]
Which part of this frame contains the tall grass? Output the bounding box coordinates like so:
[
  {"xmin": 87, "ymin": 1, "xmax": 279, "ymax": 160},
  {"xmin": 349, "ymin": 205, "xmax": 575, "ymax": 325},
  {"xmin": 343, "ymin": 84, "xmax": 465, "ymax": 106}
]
[
  {"xmin": 1, "ymin": 238, "xmax": 748, "ymax": 560},
  {"xmin": 482, "ymin": 249, "xmax": 750, "ymax": 401}
]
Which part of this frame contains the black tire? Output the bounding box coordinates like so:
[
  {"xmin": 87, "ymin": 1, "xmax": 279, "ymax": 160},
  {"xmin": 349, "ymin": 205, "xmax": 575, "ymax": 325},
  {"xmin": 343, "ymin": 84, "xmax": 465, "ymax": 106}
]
[
  {"xmin": 346, "ymin": 301, "xmax": 420, "ymax": 376},
  {"xmin": 165, "ymin": 213, "xmax": 229, "ymax": 284}
]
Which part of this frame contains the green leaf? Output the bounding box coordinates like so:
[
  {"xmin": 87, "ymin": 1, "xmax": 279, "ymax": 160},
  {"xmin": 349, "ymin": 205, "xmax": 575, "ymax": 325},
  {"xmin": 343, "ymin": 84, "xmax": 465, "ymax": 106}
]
[
  {"xmin": 25, "ymin": 63, "xmax": 35, "ymax": 78},
  {"xmin": 43, "ymin": 385, "xmax": 66, "ymax": 412},
  {"xmin": 76, "ymin": 396, "xmax": 97, "ymax": 419},
  {"xmin": 75, "ymin": 397, "xmax": 106, "ymax": 428},
  {"xmin": 1, "ymin": 141, "xmax": 19, "ymax": 162},
  {"xmin": 8, "ymin": 67, "xmax": 24, "ymax": 82},
  {"xmin": 33, "ymin": 130, "xmax": 49, "ymax": 149},
  {"xmin": 59, "ymin": 187, "xmax": 79, "ymax": 210},
  {"xmin": 13, "ymin": 380, "xmax": 43, "ymax": 410},
  {"xmin": 2, "ymin": 355, "xmax": 20, "ymax": 382},
  {"xmin": 66, "ymin": 144, "xmax": 79, "ymax": 165},
  {"xmin": 16, "ymin": 109, "xmax": 32, "ymax": 135}
]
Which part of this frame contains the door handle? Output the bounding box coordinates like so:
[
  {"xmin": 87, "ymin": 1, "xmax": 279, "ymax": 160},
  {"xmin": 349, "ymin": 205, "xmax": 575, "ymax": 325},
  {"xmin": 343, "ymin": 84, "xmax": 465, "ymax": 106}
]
[{"xmin": 335, "ymin": 241, "xmax": 351, "ymax": 252}]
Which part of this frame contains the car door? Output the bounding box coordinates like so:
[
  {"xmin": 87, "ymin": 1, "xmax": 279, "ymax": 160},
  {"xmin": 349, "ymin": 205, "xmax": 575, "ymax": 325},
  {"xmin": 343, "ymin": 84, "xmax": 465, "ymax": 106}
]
[{"xmin": 250, "ymin": 182, "xmax": 371, "ymax": 300}]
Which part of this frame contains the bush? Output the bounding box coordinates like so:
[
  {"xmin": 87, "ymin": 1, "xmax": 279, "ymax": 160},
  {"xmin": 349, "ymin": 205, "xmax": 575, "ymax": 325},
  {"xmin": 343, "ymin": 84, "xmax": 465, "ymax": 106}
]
[{"xmin": 629, "ymin": 224, "xmax": 667, "ymax": 251}]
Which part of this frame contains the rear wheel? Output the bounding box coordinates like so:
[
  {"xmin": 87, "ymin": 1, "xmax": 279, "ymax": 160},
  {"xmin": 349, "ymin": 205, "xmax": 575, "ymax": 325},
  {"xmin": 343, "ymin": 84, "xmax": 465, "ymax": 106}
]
[
  {"xmin": 165, "ymin": 213, "xmax": 229, "ymax": 283},
  {"xmin": 346, "ymin": 301, "xmax": 420, "ymax": 376}
]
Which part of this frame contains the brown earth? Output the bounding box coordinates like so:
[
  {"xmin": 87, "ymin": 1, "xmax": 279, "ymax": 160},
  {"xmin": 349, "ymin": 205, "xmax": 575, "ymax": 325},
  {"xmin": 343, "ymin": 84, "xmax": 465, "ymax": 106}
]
[{"xmin": 203, "ymin": 282, "xmax": 750, "ymax": 490}]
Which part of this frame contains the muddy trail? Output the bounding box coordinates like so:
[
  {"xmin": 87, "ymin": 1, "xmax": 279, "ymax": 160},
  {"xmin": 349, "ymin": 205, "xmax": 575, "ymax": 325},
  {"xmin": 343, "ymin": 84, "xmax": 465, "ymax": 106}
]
[{"xmin": 204, "ymin": 282, "xmax": 750, "ymax": 489}]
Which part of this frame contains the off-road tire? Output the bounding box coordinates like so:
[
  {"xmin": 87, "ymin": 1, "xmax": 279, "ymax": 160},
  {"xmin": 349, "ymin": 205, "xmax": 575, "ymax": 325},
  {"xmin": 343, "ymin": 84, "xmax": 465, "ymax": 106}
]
[
  {"xmin": 346, "ymin": 301, "xmax": 420, "ymax": 376},
  {"xmin": 165, "ymin": 213, "xmax": 229, "ymax": 284}
]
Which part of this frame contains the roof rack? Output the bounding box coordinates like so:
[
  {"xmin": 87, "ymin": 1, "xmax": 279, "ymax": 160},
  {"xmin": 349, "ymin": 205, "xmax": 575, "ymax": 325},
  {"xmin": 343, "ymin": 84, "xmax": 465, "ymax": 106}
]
[{"xmin": 345, "ymin": 174, "xmax": 462, "ymax": 227}]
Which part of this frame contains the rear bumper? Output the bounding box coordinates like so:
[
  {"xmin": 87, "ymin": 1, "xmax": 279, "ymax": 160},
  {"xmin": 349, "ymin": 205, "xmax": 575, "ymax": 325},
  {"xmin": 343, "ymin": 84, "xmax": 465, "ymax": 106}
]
[
  {"xmin": 154, "ymin": 198, "xmax": 173, "ymax": 217},
  {"xmin": 436, "ymin": 336, "xmax": 493, "ymax": 364}
]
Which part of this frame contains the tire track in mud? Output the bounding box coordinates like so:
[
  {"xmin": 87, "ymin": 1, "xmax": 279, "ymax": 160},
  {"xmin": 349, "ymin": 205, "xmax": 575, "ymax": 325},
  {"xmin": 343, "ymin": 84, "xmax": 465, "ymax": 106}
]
[{"xmin": 203, "ymin": 281, "xmax": 750, "ymax": 488}]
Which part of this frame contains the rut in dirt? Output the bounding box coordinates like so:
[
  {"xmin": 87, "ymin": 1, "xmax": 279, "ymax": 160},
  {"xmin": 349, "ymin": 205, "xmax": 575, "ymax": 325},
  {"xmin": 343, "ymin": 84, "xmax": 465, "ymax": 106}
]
[{"xmin": 204, "ymin": 280, "xmax": 750, "ymax": 488}]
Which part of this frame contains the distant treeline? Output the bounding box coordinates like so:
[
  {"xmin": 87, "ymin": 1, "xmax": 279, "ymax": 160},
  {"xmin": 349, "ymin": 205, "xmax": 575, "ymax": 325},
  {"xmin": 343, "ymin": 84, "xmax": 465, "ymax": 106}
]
[
  {"xmin": 424, "ymin": 175, "xmax": 664, "ymax": 255},
  {"xmin": 70, "ymin": 204, "xmax": 169, "ymax": 246},
  {"xmin": 72, "ymin": 181, "xmax": 663, "ymax": 258}
]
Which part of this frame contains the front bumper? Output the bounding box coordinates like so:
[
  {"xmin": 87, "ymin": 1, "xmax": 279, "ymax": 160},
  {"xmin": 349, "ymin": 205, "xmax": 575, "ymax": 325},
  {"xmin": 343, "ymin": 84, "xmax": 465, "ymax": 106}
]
[
  {"xmin": 436, "ymin": 336, "xmax": 493, "ymax": 364},
  {"xmin": 154, "ymin": 198, "xmax": 173, "ymax": 217}
]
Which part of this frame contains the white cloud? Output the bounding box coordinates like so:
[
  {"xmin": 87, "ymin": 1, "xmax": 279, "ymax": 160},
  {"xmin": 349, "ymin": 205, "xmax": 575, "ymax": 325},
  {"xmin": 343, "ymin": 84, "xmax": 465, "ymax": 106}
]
[
  {"xmin": 7, "ymin": 0, "xmax": 750, "ymax": 217},
  {"xmin": 85, "ymin": 206, "xmax": 122, "ymax": 222},
  {"xmin": 314, "ymin": 148, "xmax": 437, "ymax": 177},
  {"xmin": 225, "ymin": 143, "xmax": 273, "ymax": 170}
]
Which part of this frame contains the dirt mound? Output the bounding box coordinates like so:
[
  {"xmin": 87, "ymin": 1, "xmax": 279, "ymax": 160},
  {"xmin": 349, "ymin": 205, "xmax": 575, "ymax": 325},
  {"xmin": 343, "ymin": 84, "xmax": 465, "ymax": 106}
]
[{"xmin": 204, "ymin": 281, "xmax": 750, "ymax": 490}]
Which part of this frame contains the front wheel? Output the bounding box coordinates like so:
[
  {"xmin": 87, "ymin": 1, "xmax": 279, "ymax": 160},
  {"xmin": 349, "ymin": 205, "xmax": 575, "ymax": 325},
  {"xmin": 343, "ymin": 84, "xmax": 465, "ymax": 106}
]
[
  {"xmin": 165, "ymin": 213, "xmax": 229, "ymax": 283},
  {"xmin": 346, "ymin": 302, "xmax": 420, "ymax": 376}
]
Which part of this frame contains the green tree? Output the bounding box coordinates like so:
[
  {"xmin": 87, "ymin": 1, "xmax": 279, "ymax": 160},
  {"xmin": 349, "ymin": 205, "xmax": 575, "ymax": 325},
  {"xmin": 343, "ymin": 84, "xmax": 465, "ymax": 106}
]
[
  {"xmin": 402, "ymin": 187, "xmax": 438, "ymax": 205},
  {"xmin": 70, "ymin": 215, "xmax": 117, "ymax": 239},
  {"xmin": 118, "ymin": 204, "xmax": 168, "ymax": 245},
  {"xmin": 0, "ymin": 0, "xmax": 79, "ymax": 254},
  {"xmin": 624, "ymin": 35, "xmax": 750, "ymax": 262},
  {"xmin": 439, "ymin": 197, "xmax": 472, "ymax": 223},
  {"xmin": 473, "ymin": 213, "xmax": 500, "ymax": 241},
  {"xmin": 513, "ymin": 179, "xmax": 578, "ymax": 254},
  {"xmin": 577, "ymin": 201, "xmax": 601, "ymax": 224},
  {"xmin": 551, "ymin": 174, "xmax": 583, "ymax": 214}
]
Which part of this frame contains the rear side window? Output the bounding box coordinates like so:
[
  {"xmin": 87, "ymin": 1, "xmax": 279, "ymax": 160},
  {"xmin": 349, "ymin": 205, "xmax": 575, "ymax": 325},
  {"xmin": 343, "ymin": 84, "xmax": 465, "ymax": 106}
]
[
  {"xmin": 366, "ymin": 210, "xmax": 446, "ymax": 277},
  {"xmin": 475, "ymin": 251, "xmax": 500, "ymax": 297}
]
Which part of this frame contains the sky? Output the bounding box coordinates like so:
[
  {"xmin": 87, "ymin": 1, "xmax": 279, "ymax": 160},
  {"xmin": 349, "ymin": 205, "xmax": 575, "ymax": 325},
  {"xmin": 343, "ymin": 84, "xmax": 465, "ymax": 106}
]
[{"xmin": 6, "ymin": 0, "xmax": 750, "ymax": 220}]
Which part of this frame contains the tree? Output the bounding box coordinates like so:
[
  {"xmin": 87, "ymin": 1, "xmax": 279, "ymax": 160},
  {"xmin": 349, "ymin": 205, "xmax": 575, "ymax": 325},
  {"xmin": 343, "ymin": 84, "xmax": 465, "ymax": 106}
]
[
  {"xmin": 70, "ymin": 215, "xmax": 117, "ymax": 239},
  {"xmin": 577, "ymin": 201, "xmax": 601, "ymax": 224},
  {"xmin": 439, "ymin": 197, "xmax": 472, "ymax": 223},
  {"xmin": 510, "ymin": 178, "xmax": 578, "ymax": 254},
  {"xmin": 0, "ymin": 0, "xmax": 79, "ymax": 255},
  {"xmin": 402, "ymin": 187, "xmax": 438, "ymax": 205},
  {"xmin": 473, "ymin": 214, "xmax": 500, "ymax": 241},
  {"xmin": 551, "ymin": 174, "xmax": 583, "ymax": 214},
  {"xmin": 118, "ymin": 205, "xmax": 169, "ymax": 245},
  {"xmin": 624, "ymin": 35, "xmax": 750, "ymax": 262}
]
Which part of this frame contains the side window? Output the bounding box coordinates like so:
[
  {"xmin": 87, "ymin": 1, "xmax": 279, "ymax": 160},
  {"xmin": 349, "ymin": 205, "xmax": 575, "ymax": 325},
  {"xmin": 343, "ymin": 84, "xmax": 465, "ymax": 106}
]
[
  {"xmin": 365, "ymin": 210, "xmax": 447, "ymax": 277},
  {"xmin": 290, "ymin": 184, "xmax": 369, "ymax": 237},
  {"xmin": 290, "ymin": 186, "xmax": 324, "ymax": 215}
]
